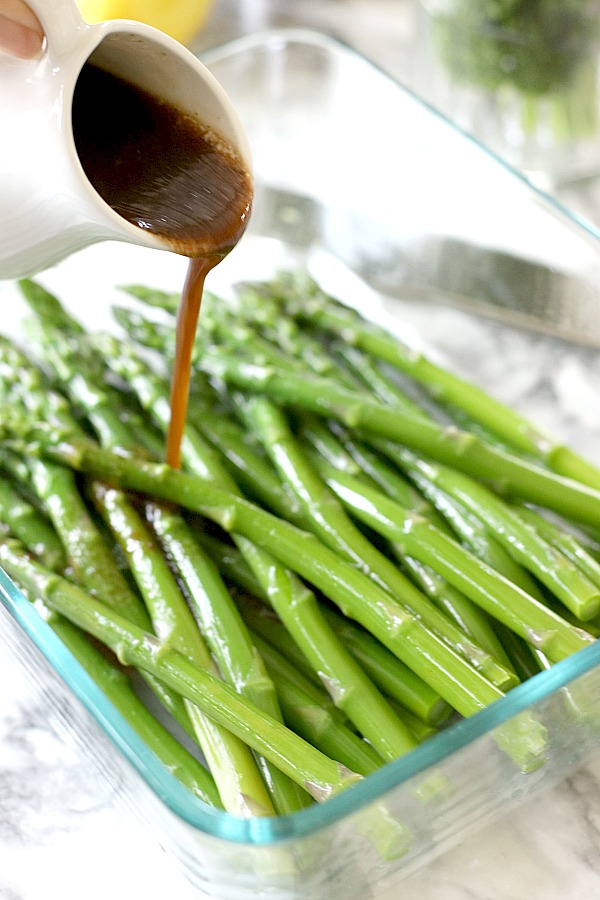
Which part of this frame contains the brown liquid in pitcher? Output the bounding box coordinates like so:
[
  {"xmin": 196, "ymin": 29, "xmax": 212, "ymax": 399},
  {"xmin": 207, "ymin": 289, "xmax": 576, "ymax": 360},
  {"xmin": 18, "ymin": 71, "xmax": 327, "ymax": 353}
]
[{"xmin": 72, "ymin": 63, "xmax": 252, "ymax": 468}]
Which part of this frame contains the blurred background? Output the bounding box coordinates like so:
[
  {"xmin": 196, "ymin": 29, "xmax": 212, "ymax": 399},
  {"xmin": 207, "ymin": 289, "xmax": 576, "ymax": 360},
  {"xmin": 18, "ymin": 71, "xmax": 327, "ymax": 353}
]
[{"xmin": 76, "ymin": 0, "xmax": 600, "ymax": 227}]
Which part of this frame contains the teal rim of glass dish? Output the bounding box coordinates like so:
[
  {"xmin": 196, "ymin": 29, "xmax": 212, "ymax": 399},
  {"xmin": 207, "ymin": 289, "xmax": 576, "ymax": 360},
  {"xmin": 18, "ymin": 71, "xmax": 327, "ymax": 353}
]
[{"xmin": 3, "ymin": 557, "xmax": 600, "ymax": 844}]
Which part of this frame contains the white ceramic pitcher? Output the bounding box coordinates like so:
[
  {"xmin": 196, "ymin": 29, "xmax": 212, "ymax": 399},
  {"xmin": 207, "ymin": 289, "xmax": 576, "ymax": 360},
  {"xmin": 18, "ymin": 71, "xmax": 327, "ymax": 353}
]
[{"xmin": 0, "ymin": 0, "xmax": 251, "ymax": 279}]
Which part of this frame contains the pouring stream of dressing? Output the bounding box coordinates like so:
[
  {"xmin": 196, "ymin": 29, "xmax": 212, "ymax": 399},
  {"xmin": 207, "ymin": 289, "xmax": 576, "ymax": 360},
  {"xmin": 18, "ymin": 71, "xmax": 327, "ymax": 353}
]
[
  {"xmin": 166, "ymin": 256, "xmax": 216, "ymax": 469},
  {"xmin": 72, "ymin": 62, "xmax": 253, "ymax": 467}
]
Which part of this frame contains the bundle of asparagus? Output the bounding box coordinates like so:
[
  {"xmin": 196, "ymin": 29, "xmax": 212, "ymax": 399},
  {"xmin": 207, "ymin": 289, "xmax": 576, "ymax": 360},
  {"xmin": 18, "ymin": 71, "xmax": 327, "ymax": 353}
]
[{"xmin": 1, "ymin": 271, "xmax": 599, "ymax": 829}]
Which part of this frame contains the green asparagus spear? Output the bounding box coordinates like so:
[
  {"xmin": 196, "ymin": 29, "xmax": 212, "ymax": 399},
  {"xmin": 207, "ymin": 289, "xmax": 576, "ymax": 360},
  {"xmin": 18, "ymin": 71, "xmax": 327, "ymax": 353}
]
[
  {"xmin": 0, "ymin": 425, "xmax": 519, "ymax": 718},
  {"xmin": 0, "ymin": 537, "xmax": 361, "ymax": 802},
  {"xmin": 239, "ymin": 393, "xmax": 516, "ymax": 690},
  {"xmin": 146, "ymin": 500, "xmax": 312, "ymax": 813},
  {"xmin": 298, "ymin": 421, "xmax": 518, "ymax": 676},
  {"xmin": 383, "ymin": 441, "xmax": 546, "ymax": 599},
  {"xmin": 89, "ymin": 481, "xmax": 277, "ymax": 817},
  {"xmin": 119, "ymin": 283, "xmax": 181, "ymax": 314},
  {"xmin": 394, "ymin": 452, "xmax": 600, "ymax": 621},
  {"xmin": 3, "ymin": 518, "xmax": 416, "ymax": 852},
  {"xmin": 308, "ymin": 460, "xmax": 594, "ymax": 662},
  {"xmin": 91, "ymin": 332, "xmax": 420, "ymax": 761},
  {"xmin": 195, "ymin": 347, "xmax": 600, "ymax": 529},
  {"xmin": 230, "ymin": 292, "xmax": 359, "ymax": 386},
  {"xmin": 188, "ymin": 401, "xmax": 306, "ymax": 521},
  {"xmin": 18, "ymin": 279, "xmax": 85, "ymax": 334},
  {"xmin": 220, "ymin": 548, "xmax": 452, "ymax": 726},
  {"xmin": 346, "ymin": 443, "xmax": 549, "ymax": 679},
  {"xmin": 258, "ymin": 273, "xmax": 600, "ymax": 490},
  {"xmin": 249, "ymin": 629, "xmax": 383, "ymax": 776},
  {"xmin": 321, "ymin": 607, "xmax": 453, "ymax": 726},
  {"xmin": 35, "ymin": 600, "xmax": 221, "ymax": 807},
  {"xmin": 515, "ymin": 504, "xmax": 600, "ymax": 594},
  {"xmin": 0, "ymin": 472, "xmax": 66, "ymax": 571},
  {"xmin": 6, "ymin": 311, "xmax": 274, "ymax": 815},
  {"xmin": 22, "ymin": 308, "xmax": 305, "ymax": 816},
  {"xmin": 11, "ymin": 271, "xmax": 596, "ymax": 817},
  {"xmin": 191, "ymin": 392, "xmax": 515, "ymax": 683},
  {"xmin": 233, "ymin": 535, "xmax": 418, "ymax": 762}
]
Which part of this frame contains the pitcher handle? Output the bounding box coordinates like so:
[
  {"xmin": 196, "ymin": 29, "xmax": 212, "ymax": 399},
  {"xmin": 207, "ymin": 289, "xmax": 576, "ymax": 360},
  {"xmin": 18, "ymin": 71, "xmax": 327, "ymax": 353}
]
[{"xmin": 25, "ymin": 0, "xmax": 87, "ymax": 61}]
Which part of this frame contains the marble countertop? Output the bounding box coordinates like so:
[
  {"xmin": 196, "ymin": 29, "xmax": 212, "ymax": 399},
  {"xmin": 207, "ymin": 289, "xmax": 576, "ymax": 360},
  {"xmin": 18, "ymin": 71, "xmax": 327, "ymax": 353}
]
[{"xmin": 3, "ymin": 2, "xmax": 600, "ymax": 898}]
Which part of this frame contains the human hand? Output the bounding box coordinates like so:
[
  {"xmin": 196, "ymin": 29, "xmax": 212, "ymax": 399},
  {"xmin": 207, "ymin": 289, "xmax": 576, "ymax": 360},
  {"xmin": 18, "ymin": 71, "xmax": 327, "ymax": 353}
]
[{"xmin": 0, "ymin": 0, "xmax": 44, "ymax": 58}]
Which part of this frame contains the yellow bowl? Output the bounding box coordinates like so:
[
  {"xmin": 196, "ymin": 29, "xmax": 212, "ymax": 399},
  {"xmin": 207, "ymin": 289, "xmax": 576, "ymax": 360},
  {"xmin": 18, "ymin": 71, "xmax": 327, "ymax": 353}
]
[{"xmin": 76, "ymin": 0, "xmax": 213, "ymax": 45}]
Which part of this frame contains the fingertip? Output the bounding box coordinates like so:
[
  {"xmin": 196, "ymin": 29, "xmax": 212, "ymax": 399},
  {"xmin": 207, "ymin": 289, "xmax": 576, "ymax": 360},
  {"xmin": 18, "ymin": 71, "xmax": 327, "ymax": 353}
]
[{"xmin": 0, "ymin": 14, "xmax": 44, "ymax": 59}]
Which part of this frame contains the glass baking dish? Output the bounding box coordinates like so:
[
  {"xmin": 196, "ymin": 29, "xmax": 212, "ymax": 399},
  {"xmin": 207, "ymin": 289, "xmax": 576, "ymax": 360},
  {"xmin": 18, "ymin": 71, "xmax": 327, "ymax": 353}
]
[{"xmin": 2, "ymin": 28, "xmax": 600, "ymax": 900}]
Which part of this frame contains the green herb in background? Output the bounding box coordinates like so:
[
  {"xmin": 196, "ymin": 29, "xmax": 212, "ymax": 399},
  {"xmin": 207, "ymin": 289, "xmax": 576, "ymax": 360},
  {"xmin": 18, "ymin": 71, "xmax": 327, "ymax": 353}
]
[{"xmin": 431, "ymin": 0, "xmax": 600, "ymax": 141}]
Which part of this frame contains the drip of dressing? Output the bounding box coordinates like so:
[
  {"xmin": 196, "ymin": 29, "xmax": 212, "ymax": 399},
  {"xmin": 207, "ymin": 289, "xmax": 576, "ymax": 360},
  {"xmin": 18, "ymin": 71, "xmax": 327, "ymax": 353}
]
[{"xmin": 166, "ymin": 256, "xmax": 213, "ymax": 469}]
